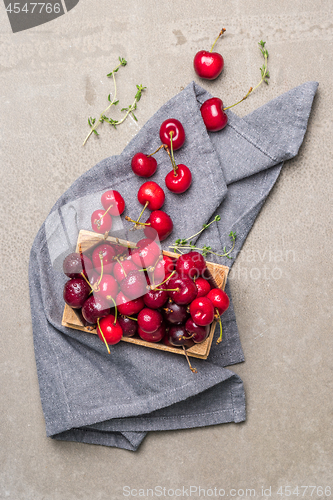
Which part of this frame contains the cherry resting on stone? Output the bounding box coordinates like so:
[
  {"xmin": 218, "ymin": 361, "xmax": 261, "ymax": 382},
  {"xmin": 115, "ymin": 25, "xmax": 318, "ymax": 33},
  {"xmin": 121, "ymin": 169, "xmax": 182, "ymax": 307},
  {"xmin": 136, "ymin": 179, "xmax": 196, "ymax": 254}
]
[
  {"xmin": 193, "ymin": 28, "xmax": 226, "ymax": 80},
  {"xmin": 159, "ymin": 118, "xmax": 185, "ymax": 150},
  {"xmin": 200, "ymin": 97, "xmax": 228, "ymax": 132},
  {"xmin": 131, "ymin": 152, "xmax": 157, "ymax": 177}
]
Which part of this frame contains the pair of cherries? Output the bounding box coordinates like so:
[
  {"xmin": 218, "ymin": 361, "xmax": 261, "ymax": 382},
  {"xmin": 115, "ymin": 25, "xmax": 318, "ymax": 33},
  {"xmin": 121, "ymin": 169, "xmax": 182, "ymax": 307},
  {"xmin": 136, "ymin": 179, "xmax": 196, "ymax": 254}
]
[
  {"xmin": 131, "ymin": 118, "xmax": 192, "ymax": 194},
  {"xmin": 91, "ymin": 190, "xmax": 125, "ymax": 234}
]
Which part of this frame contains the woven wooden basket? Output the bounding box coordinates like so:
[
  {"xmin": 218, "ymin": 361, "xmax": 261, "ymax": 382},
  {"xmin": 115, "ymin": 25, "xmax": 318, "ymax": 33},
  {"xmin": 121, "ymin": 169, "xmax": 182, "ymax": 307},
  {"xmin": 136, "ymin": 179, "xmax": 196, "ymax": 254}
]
[{"xmin": 62, "ymin": 230, "xmax": 229, "ymax": 360}]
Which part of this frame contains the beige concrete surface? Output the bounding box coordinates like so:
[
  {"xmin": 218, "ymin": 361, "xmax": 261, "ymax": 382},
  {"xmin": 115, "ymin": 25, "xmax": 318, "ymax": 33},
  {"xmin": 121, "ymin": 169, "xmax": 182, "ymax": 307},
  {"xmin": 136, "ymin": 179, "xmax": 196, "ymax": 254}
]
[{"xmin": 0, "ymin": 1, "xmax": 332, "ymax": 499}]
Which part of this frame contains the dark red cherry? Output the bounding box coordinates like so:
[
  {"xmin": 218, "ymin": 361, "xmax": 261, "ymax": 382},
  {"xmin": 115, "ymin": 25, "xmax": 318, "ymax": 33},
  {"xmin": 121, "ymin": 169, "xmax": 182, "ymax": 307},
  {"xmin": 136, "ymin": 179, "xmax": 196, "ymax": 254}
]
[
  {"xmin": 195, "ymin": 277, "xmax": 211, "ymax": 297},
  {"xmin": 144, "ymin": 210, "xmax": 173, "ymax": 242},
  {"xmin": 63, "ymin": 252, "xmax": 93, "ymax": 279},
  {"xmin": 101, "ymin": 190, "xmax": 125, "ymax": 216},
  {"xmin": 118, "ymin": 316, "xmax": 138, "ymax": 337},
  {"xmin": 82, "ymin": 295, "xmax": 110, "ymax": 324},
  {"xmin": 163, "ymin": 300, "xmax": 188, "ymax": 324},
  {"xmin": 138, "ymin": 181, "xmax": 165, "ymax": 210},
  {"xmin": 131, "ymin": 152, "xmax": 157, "ymax": 177},
  {"xmin": 167, "ymin": 325, "xmax": 194, "ymax": 347},
  {"xmin": 120, "ymin": 270, "xmax": 147, "ymax": 300},
  {"xmin": 207, "ymin": 288, "xmax": 230, "ymax": 315},
  {"xmin": 92, "ymin": 244, "xmax": 116, "ymax": 274},
  {"xmin": 113, "ymin": 259, "xmax": 138, "ymax": 283},
  {"xmin": 159, "ymin": 118, "xmax": 185, "ymax": 150},
  {"xmin": 93, "ymin": 274, "xmax": 118, "ymax": 303},
  {"xmin": 194, "ymin": 50, "xmax": 224, "ymax": 80},
  {"xmin": 63, "ymin": 278, "xmax": 91, "ymax": 309},
  {"xmin": 189, "ymin": 297, "xmax": 215, "ymax": 326},
  {"xmin": 200, "ymin": 97, "xmax": 228, "ymax": 132},
  {"xmin": 143, "ymin": 285, "xmax": 168, "ymax": 309},
  {"xmin": 116, "ymin": 291, "xmax": 145, "ymax": 316},
  {"xmin": 185, "ymin": 318, "xmax": 210, "ymax": 343},
  {"xmin": 167, "ymin": 275, "xmax": 198, "ymax": 305},
  {"xmin": 175, "ymin": 251, "xmax": 206, "ymax": 279},
  {"xmin": 97, "ymin": 314, "xmax": 123, "ymax": 346},
  {"xmin": 138, "ymin": 323, "xmax": 165, "ymax": 343},
  {"xmin": 137, "ymin": 308, "xmax": 163, "ymax": 333},
  {"xmin": 165, "ymin": 164, "xmax": 192, "ymax": 194},
  {"xmin": 91, "ymin": 209, "xmax": 112, "ymax": 234}
]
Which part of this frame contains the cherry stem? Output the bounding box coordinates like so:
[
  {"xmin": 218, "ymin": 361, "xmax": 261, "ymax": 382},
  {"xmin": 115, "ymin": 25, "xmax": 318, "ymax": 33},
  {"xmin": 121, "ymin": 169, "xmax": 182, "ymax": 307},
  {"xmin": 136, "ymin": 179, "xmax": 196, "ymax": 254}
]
[
  {"xmin": 182, "ymin": 346, "xmax": 197, "ymax": 373},
  {"xmin": 147, "ymin": 144, "xmax": 165, "ymax": 157},
  {"xmin": 168, "ymin": 131, "xmax": 178, "ymax": 176},
  {"xmin": 80, "ymin": 272, "xmax": 94, "ymax": 291},
  {"xmin": 110, "ymin": 297, "xmax": 118, "ymax": 324},
  {"xmin": 97, "ymin": 253, "xmax": 104, "ymax": 286},
  {"xmin": 125, "ymin": 201, "xmax": 150, "ymax": 230},
  {"xmin": 123, "ymin": 315, "xmax": 138, "ymax": 321},
  {"xmin": 97, "ymin": 318, "xmax": 110, "ymax": 354},
  {"xmin": 95, "ymin": 203, "xmax": 114, "ymax": 228},
  {"xmin": 116, "ymin": 257, "xmax": 127, "ymax": 277},
  {"xmin": 210, "ymin": 28, "xmax": 226, "ymax": 53},
  {"xmin": 156, "ymin": 270, "xmax": 176, "ymax": 287},
  {"xmin": 216, "ymin": 311, "xmax": 223, "ymax": 344}
]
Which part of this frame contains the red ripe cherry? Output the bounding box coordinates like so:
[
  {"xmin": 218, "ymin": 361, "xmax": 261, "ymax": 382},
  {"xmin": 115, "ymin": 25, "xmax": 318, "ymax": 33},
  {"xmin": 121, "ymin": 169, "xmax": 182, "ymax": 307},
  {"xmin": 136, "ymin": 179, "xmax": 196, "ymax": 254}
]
[
  {"xmin": 185, "ymin": 318, "xmax": 210, "ymax": 343},
  {"xmin": 82, "ymin": 295, "xmax": 110, "ymax": 324},
  {"xmin": 189, "ymin": 297, "xmax": 215, "ymax": 326},
  {"xmin": 176, "ymin": 251, "xmax": 206, "ymax": 279},
  {"xmin": 207, "ymin": 288, "xmax": 230, "ymax": 315},
  {"xmin": 63, "ymin": 278, "xmax": 91, "ymax": 309},
  {"xmin": 138, "ymin": 181, "xmax": 165, "ymax": 210},
  {"xmin": 92, "ymin": 244, "xmax": 116, "ymax": 274},
  {"xmin": 144, "ymin": 210, "xmax": 173, "ymax": 242},
  {"xmin": 153, "ymin": 255, "xmax": 175, "ymax": 282},
  {"xmin": 167, "ymin": 275, "xmax": 198, "ymax": 305},
  {"xmin": 138, "ymin": 323, "xmax": 165, "ymax": 343},
  {"xmin": 113, "ymin": 259, "xmax": 138, "ymax": 283},
  {"xmin": 91, "ymin": 209, "xmax": 112, "ymax": 234},
  {"xmin": 194, "ymin": 51, "xmax": 224, "ymax": 80},
  {"xmin": 120, "ymin": 270, "xmax": 147, "ymax": 300},
  {"xmin": 116, "ymin": 291, "xmax": 145, "ymax": 316},
  {"xmin": 195, "ymin": 277, "xmax": 211, "ymax": 297},
  {"xmin": 131, "ymin": 152, "xmax": 157, "ymax": 177},
  {"xmin": 63, "ymin": 252, "xmax": 93, "ymax": 279},
  {"xmin": 118, "ymin": 316, "xmax": 138, "ymax": 337},
  {"xmin": 165, "ymin": 164, "xmax": 192, "ymax": 194},
  {"xmin": 101, "ymin": 190, "xmax": 125, "ymax": 216},
  {"xmin": 143, "ymin": 285, "xmax": 168, "ymax": 309},
  {"xmin": 159, "ymin": 119, "xmax": 185, "ymax": 150},
  {"xmin": 137, "ymin": 308, "xmax": 163, "ymax": 333},
  {"xmin": 94, "ymin": 274, "xmax": 118, "ymax": 303},
  {"xmin": 167, "ymin": 325, "xmax": 194, "ymax": 347},
  {"xmin": 163, "ymin": 300, "xmax": 188, "ymax": 324},
  {"xmin": 131, "ymin": 238, "xmax": 161, "ymax": 269},
  {"xmin": 97, "ymin": 314, "xmax": 123, "ymax": 346},
  {"xmin": 200, "ymin": 97, "xmax": 228, "ymax": 132}
]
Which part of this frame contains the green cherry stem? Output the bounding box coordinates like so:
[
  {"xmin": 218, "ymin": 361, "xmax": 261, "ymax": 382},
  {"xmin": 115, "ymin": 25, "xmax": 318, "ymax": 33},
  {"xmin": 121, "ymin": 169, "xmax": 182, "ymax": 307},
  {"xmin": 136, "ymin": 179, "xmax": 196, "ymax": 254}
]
[
  {"xmin": 95, "ymin": 203, "xmax": 114, "ymax": 228},
  {"xmin": 169, "ymin": 131, "xmax": 178, "ymax": 175},
  {"xmin": 97, "ymin": 318, "xmax": 110, "ymax": 354},
  {"xmin": 110, "ymin": 297, "xmax": 118, "ymax": 324},
  {"xmin": 147, "ymin": 144, "xmax": 165, "ymax": 157},
  {"xmin": 216, "ymin": 311, "xmax": 223, "ymax": 344},
  {"xmin": 123, "ymin": 315, "xmax": 138, "ymax": 321},
  {"xmin": 210, "ymin": 28, "xmax": 226, "ymax": 53},
  {"xmin": 96, "ymin": 253, "xmax": 104, "ymax": 287}
]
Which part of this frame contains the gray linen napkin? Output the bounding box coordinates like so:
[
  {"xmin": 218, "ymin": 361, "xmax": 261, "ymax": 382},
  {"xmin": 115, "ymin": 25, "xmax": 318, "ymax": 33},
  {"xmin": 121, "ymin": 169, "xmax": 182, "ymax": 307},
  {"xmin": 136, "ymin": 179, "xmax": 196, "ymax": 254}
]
[{"xmin": 29, "ymin": 81, "xmax": 318, "ymax": 451}]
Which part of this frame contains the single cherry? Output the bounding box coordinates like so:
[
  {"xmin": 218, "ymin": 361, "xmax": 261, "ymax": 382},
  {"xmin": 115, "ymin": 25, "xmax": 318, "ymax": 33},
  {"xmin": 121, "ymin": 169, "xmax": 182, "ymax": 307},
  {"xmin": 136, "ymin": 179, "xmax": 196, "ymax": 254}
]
[
  {"xmin": 189, "ymin": 297, "xmax": 215, "ymax": 326},
  {"xmin": 92, "ymin": 244, "xmax": 116, "ymax": 274},
  {"xmin": 82, "ymin": 295, "xmax": 110, "ymax": 324},
  {"xmin": 116, "ymin": 291, "xmax": 145, "ymax": 316},
  {"xmin": 163, "ymin": 300, "xmax": 188, "ymax": 324},
  {"xmin": 63, "ymin": 252, "xmax": 93, "ymax": 279},
  {"xmin": 93, "ymin": 274, "xmax": 118, "ymax": 303},
  {"xmin": 144, "ymin": 210, "xmax": 173, "ymax": 242},
  {"xmin": 101, "ymin": 190, "xmax": 125, "ymax": 216},
  {"xmin": 207, "ymin": 288, "xmax": 230, "ymax": 315},
  {"xmin": 63, "ymin": 278, "xmax": 91, "ymax": 309},
  {"xmin": 120, "ymin": 270, "xmax": 147, "ymax": 300},
  {"xmin": 195, "ymin": 277, "xmax": 211, "ymax": 297},
  {"xmin": 159, "ymin": 119, "xmax": 185, "ymax": 150},
  {"xmin": 200, "ymin": 97, "xmax": 228, "ymax": 132},
  {"xmin": 153, "ymin": 255, "xmax": 175, "ymax": 282},
  {"xmin": 97, "ymin": 314, "xmax": 123, "ymax": 348},
  {"xmin": 113, "ymin": 259, "xmax": 138, "ymax": 283},
  {"xmin": 144, "ymin": 285, "xmax": 168, "ymax": 309},
  {"xmin": 167, "ymin": 275, "xmax": 198, "ymax": 305},
  {"xmin": 131, "ymin": 238, "xmax": 161, "ymax": 269},
  {"xmin": 118, "ymin": 316, "xmax": 138, "ymax": 337},
  {"xmin": 138, "ymin": 181, "xmax": 165, "ymax": 210},
  {"xmin": 137, "ymin": 308, "xmax": 163, "ymax": 333},
  {"xmin": 185, "ymin": 318, "xmax": 210, "ymax": 343},
  {"xmin": 176, "ymin": 251, "xmax": 206, "ymax": 279},
  {"xmin": 165, "ymin": 164, "xmax": 192, "ymax": 194},
  {"xmin": 138, "ymin": 323, "xmax": 165, "ymax": 343},
  {"xmin": 167, "ymin": 325, "xmax": 194, "ymax": 347},
  {"xmin": 91, "ymin": 209, "xmax": 112, "ymax": 234},
  {"xmin": 193, "ymin": 29, "xmax": 226, "ymax": 80},
  {"xmin": 131, "ymin": 153, "xmax": 157, "ymax": 177}
]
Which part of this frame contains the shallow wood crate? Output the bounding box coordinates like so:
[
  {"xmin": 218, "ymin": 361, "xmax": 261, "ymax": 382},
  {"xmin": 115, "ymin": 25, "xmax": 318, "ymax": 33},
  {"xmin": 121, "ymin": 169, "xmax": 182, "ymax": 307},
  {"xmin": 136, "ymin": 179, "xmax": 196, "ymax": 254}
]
[{"xmin": 62, "ymin": 230, "xmax": 229, "ymax": 359}]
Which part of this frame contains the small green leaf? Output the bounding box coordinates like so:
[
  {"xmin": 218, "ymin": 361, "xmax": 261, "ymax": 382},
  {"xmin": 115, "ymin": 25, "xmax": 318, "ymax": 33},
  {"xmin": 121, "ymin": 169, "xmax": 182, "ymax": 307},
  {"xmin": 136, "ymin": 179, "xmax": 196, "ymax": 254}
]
[
  {"xmin": 93, "ymin": 129, "xmax": 99, "ymax": 136},
  {"xmin": 131, "ymin": 112, "xmax": 138, "ymax": 121}
]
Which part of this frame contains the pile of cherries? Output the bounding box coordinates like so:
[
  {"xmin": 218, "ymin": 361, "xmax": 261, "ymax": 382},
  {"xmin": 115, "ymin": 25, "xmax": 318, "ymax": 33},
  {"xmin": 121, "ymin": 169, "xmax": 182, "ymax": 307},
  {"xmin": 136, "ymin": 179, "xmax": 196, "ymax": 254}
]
[{"xmin": 63, "ymin": 235, "xmax": 230, "ymax": 367}]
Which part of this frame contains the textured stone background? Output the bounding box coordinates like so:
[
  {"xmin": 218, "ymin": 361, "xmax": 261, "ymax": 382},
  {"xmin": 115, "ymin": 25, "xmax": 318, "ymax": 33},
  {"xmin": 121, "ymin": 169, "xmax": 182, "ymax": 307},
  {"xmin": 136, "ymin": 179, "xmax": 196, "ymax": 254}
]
[{"xmin": 0, "ymin": 1, "xmax": 332, "ymax": 499}]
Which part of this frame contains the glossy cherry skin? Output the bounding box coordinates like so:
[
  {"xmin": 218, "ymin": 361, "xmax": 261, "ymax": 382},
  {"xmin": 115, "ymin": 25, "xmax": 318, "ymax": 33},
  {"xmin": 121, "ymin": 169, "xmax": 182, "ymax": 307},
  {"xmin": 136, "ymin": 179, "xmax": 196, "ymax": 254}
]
[
  {"xmin": 116, "ymin": 291, "xmax": 145, "ymax": 316},
  {"xmin": 91, "ymin": 209, "xmax": 113, "ymax": 234},
  {"xmin": 131, "ymin": 238, "xmax": 161, "ymax": 269},
  {"xmin": 207, "ymin": 288, "xmax": 230, "ymax": 315},
  {"xmin": 93, "ymin": 274, "xmax": 118, "ymax": 303},
  {"xmin": 167, "ymin": 325, "xmax": 194, "ymax": 347},
  {"xmin": 153, "ymin": 255, "xmax": 175, "ymax": 282},
  {"xmin": 165, "ymin": 164, "xmax": 192, "ymax": 194},
  {"xmin": 63, "ymin": 278, "xmax": 91, "ymax": 309},
  {"xmin": 194, "ymin": 277, "xmax": 211, "ymax": 298},
  {"xmin": 138, "ymin": 323, "xmax": 165, "ymax": 343},
  {"xmin": 167, "ymin": 275, "xmax": 198, "ymax": 305},
  {"xmin": 159, "ymin": 119, "xmax": 185, "ymax": 150},
  {"xmin": 97, "ymin": 314, "xmax": 123, "ymax": 346},
  {"xmin": 63, "ymin": 252, "xmax": 93, "ymax": 279},
  {"xmin": 131, "ymin": 153, "xmax": 157, "ymax": 177},
  {"xmin": 185, "ymin": 318, "xmax": 210, "ymax": 343},
  {"xmin": 118, "ymin": 316, "xmax": 138, "ymax": 337},
  {"xmin": 137, "ymin": 308, "xmax": 163, "ymax": 333},
  {"xmin": 194, "ymin": 50, "xmax": 224, "ymax": 80},
  {"xmin": 189, "ymin": 297, "xmax": 215, "ymax": 326},
  {"xmin": 138, "ymin": 181, "xmax": 165, "ymax": 210},
  {"xmin": 200, "ymin": 97, "xmax": 228, "ymax": 132},
  {"xmin": 82, "ymin": 295, "xmax": 110, "ymax": 324},
  {"xmin": 143, "ymin": 285, "xmax": 168, "ymax": 309},
  {"xmin": 113, "ymin": 260, "xmax": 138, "ymax": 283},
  {"xmin": 92, "ymin": 244, "xmax": 116, "ymax": 274},
  {"xmin": 120, "ymin": 270, "xmax": 147, "ymax": 300},
  {"xmin": 163, "ymin": 300, "xmax": 188, "ymax": 324},
  {"xmin": 101, "ymin": 190, "xmax": 125, "ymax": 216},
  {"xmin": 144, "ymin": 210, "xmax": 173, "ymax": 242},
  {"xmin": 176, "ymin": 251, "xmax": 206, "ymax": 279}
]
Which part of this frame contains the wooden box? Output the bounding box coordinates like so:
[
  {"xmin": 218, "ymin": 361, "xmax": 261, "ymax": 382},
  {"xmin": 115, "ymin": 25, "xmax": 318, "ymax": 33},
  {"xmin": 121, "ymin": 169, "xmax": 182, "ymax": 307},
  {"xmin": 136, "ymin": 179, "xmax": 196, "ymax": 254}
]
[{"xmin": 62, "ymin": 230, "xmax": 229, "ymax": 360}]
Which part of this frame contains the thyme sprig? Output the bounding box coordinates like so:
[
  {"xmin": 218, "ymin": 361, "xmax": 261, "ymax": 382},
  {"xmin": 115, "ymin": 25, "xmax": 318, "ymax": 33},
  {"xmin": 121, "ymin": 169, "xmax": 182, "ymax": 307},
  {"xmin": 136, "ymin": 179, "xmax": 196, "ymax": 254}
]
[{"xmin": 101, "ymin": 84, "xmax": 146, "ymax": 128}]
